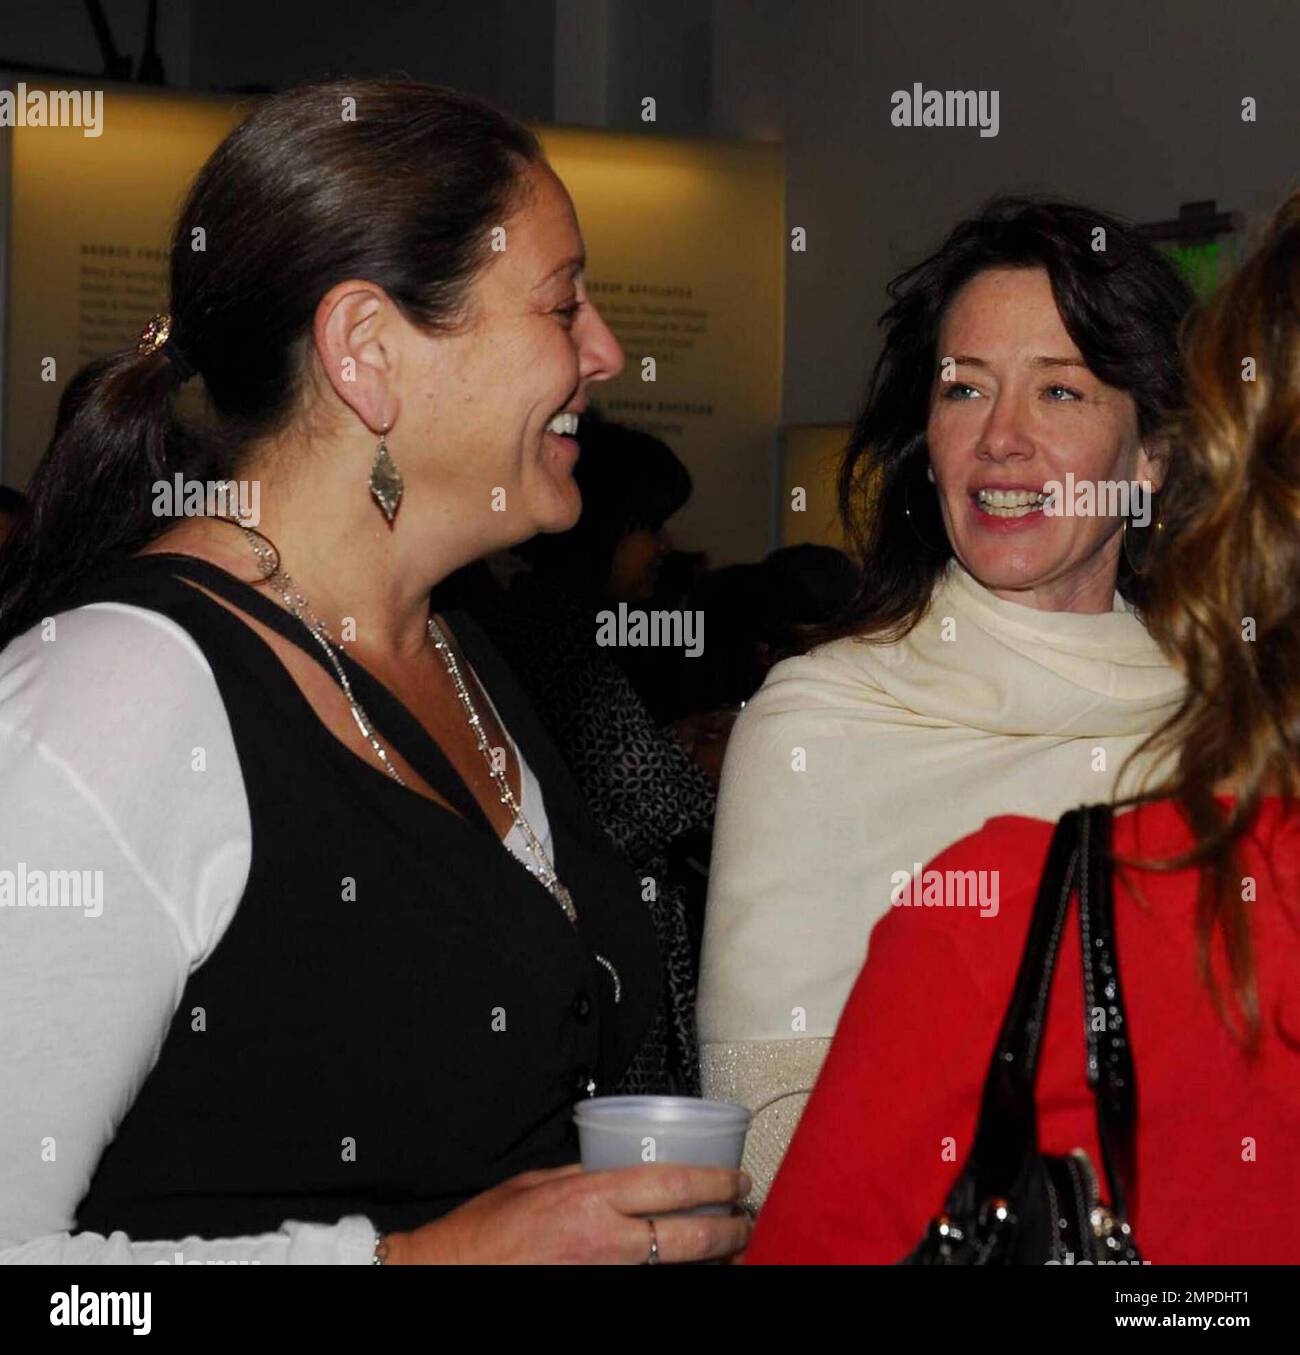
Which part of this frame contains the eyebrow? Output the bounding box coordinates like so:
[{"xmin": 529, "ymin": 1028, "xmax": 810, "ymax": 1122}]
[
  {"xmin": 533, "ymin": 254, "xmax": 586, "ymax": 290},
  {"xmin": 946, "ymin": 354, "xmax": 1088, "ymax": 370}
]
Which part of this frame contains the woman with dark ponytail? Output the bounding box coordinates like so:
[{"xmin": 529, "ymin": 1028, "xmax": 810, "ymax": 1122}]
[{"xmin": 0, "ymin": 80, "xmax": 750, "ymax": 1264}]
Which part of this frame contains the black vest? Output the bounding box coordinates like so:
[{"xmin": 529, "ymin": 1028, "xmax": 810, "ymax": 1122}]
[{"xmin": 71, "ymin": 554, "xmax": 660, "ymax": 1240}]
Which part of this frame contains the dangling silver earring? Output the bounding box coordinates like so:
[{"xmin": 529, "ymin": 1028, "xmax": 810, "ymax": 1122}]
[
  {"xmin": 926, "ymin": 465, "xmax": 936, "ymax": 483},
  {"xmin": 369, "ymin": 425, "xmax": 404, "ymax": 525}
]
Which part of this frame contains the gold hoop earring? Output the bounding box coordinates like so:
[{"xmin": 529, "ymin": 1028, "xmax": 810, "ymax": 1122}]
[
  {"xmin": 1121, "ymin": 515, "xmax": 1163, "ymax": 576},
  {"xmin": 369, "ymin": 426, "xmax": 404, "ymax": 525}
]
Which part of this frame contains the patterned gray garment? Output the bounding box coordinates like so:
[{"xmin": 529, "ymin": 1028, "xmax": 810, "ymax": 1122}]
[{"xmin": 472, "ymin": 571, "xmax": 715, "ymax": 1096}]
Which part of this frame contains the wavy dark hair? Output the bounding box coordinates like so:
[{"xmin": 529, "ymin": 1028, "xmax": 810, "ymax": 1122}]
[
  {"xmin": 0, "ymin": 79, "xmax": 542, "ymax": 650},
  {"xmin": 824, "ymin": 197, "xmax": 1195, "ymax": 644}
]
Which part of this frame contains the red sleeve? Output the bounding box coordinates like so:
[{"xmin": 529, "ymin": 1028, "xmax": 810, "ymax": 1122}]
[{"xmin": 746, "ymin": 823, "xmax": 1044, "ymax": 1264}]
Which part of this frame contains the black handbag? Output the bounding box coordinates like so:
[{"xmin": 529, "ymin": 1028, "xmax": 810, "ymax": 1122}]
[{"xmin": 906, "ymin": 805, "xmax": 1143, "ymax": 1264}]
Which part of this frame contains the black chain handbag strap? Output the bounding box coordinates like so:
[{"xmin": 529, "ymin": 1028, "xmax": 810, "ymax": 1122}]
[
  {"xmin": 968, "ymin": 804, "xmax": 1138, "ymax": 1221},
  {"xmin": 1078, "ymin": 803, "xmax": 1139, "ymax": 1221}
]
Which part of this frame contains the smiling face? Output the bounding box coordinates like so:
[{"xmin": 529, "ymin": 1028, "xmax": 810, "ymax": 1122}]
[
  {"xmin": 926, "ymin": 266, "xmax": 1157, "ymax": 613},
  {"xmin": 410, "ymin": 160, "xmax": 624, "ymax": 542}
]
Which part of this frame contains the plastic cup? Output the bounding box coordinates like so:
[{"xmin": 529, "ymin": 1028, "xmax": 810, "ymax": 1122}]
[{"xmin": 574, "ymin": 1095, "xmax": 752, "ymax": 1216}]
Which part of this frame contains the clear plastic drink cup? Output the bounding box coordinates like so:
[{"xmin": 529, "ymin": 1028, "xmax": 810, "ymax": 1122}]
[{"xmin": 574, "ymin": 1095, "xmax": 752, "ymax": 1217}]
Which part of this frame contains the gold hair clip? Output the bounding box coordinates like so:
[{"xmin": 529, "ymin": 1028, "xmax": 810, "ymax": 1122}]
[{"xmin": 138, "ymin": 313, "xmax": 173, "ymax": 356}]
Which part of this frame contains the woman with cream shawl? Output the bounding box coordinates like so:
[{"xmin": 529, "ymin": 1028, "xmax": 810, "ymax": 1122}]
[{"xmin": 699, "ymin": 198, "xmax": 1192, "ymax": 1205}]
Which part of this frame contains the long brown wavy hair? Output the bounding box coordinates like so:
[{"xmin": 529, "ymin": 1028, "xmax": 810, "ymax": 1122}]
[{"xmin": 1128, "ymin": 191, "xmax": 1300, "ymax": 1049}]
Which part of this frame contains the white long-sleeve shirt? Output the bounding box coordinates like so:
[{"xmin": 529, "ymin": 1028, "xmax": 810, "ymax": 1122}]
[{"xmin": 0, "ymin": 602, "xmax": 548, "ymax": 1264}]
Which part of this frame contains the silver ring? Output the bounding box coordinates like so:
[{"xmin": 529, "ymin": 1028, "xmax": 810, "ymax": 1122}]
[{"xmin": 644, "ymin": 1218, "xmax": 661, "ymax": 1266}]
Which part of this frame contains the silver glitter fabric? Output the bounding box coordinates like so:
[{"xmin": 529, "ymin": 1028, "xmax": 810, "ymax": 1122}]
[{"xmin": 700, "ymin": 1037, "xmax": 833, "ymax": 1208}]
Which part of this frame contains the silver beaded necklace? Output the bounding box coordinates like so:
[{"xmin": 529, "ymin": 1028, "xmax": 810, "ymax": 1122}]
[{"xmin": 236, "ymin": 524, "xmax": 622, "ymax": 1003}]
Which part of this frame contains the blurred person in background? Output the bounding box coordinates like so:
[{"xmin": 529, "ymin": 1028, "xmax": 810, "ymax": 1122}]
[
  {"xmin": 671, "ymin": 544, "xmax": 860, "ymax": 781},
  {"xmin": 613, "ymin": 546, "xmax": 708, "ymax": 724},
  {"xmin": 753, "ymin": 542, "xmax": 860, "ymax": 682}
]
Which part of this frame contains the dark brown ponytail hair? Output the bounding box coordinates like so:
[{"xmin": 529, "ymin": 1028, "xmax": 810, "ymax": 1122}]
[{"xmin": 0, "ymin": 79, "xmax": 541, "ymax": 648}]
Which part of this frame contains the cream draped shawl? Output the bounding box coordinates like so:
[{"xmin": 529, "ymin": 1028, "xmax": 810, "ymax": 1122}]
[{"xmin": 698, "ymin": 562, "xmax": 1184, "ymax": 1204}]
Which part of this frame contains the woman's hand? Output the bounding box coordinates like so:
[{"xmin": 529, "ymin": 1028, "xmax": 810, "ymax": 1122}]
[{"xmin": 384, "ymin": 1163, "xmax": 752, "ymax": 1264}]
